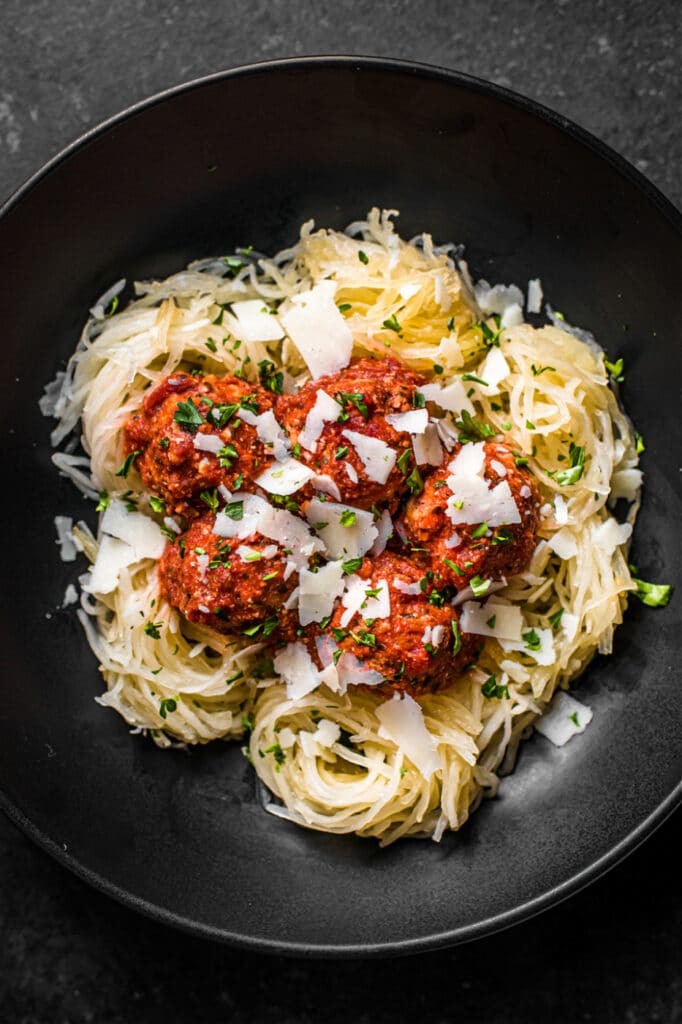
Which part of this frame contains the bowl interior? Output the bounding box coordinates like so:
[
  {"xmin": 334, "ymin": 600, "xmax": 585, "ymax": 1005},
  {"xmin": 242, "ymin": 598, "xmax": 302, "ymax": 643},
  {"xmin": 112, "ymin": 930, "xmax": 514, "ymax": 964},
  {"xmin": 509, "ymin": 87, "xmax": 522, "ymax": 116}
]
[{"xmin": 0, "ymin": 59, "xmax": 680, "ymax": 954}]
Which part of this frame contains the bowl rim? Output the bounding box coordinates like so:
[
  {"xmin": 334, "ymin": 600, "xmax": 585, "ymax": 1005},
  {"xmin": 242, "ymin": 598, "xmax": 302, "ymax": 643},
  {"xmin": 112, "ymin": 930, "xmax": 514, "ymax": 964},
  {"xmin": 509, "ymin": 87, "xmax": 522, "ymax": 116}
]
[{"xmin": 1, "ymin": 54, "xmax": 680, "ymax": 958}]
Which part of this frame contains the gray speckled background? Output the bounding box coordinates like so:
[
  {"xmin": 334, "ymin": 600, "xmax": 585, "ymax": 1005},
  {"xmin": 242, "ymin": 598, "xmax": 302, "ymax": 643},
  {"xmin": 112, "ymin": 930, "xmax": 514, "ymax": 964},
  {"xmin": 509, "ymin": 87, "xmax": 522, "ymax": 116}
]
[{"xmin": 1, "ymin": 1, "xmax": 680, "ymax": 1021}]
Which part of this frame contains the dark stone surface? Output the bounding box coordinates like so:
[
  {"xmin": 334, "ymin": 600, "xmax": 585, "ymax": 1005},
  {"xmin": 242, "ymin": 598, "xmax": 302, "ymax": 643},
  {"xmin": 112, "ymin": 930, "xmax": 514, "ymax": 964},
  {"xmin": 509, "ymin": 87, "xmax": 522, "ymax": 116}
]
[{"xmin": 0, "ymin": 1, "xmax": 680, "ymax": 1021}]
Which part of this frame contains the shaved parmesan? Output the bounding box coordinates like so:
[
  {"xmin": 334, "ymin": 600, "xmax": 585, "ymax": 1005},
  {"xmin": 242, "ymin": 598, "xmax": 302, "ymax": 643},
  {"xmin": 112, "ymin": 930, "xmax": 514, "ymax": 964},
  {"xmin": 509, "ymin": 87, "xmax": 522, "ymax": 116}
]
[
  {"xmin": 85, "ymin": 535, "xmax": 136, "ymax": 594},
  {"xmin": 393, "ymin": 577, "xmax": 422, "ymax": 596},
  {"xmin": 385, "ymin": 409, "xmax": 429, "ymax": 434},
  {"xmin": 101, "ymin": 498, "xmax": 166, "ymax": 560},
  {"xmin": 298, "ymin": 560, "xmax": 345, "ymax": 626},
  {"xmin": 230, "ymin": 298, "xmax": 284, "ymax": 342},
  {"xmin": 437, "ymin": 333, "xmax": 464, "ymax": 369},
  {"xmin": 193, "ymin": 433, "xmax": 225, "ymax": 455},
  {"xmin": 376, "ymin": 693, "xmax": 440, "ymax": 780},
  {"xmin": 62, "ymin": 583, "xmax": 78, "ymax": 607},
  {"xmin": 54, "ymin": 516, "xmax": 78, "ymax": 562},
  {"xmin": 214, "ymin": 493, "xmax": 322, "ymax": 566},
  {"xmin": 500, "ymin": 627, "xmax": 555, "ymax": 666},
  {"xmin": 610, "ymin": 468, "xmax": 643, "ymax": 503},
  {"xmin": 446, "ymin": 443, "xmax": 521, "ymax": 527},
  {"xmin": 412, "ymin": 424, "xmax": 443, "ymax": 466},
  {"xmin": 476, "ymin": 347, "xmax": 511, "ymax": 395},
  {"xmin": 535, "ymin": 691, "xmax": 593, "ymax": 746},
  {"xmin": 273, "ymin": 642, "xmax": 322, "ymax": 700},
  {"xmin": 561, "ymin": 613, "xmax": 580, "ymax": 641},
  {"xmin": 418, "ymin": 380, "xmax": 474, "ymax": 416},
  {"xmin": 445, "ymin": 533, "xmax": 462, "ymax": 548},
  {"xmin": 527, "ymin": 278, "xmax": 543, "ymax": 314},
  {"xmin": 310, "ymin": 473, "xmax": 342, "ymax": 501},
  {"xmin": 548, "ymin": 528, "xmax": 578, "ymax": 560},
  {"xmin": 304, "ymin": 502, "xmax": 377, "ymax": 559},
  {"xmin": 554, "ymin": 494, "xmax": 569, "ymax": 525},
  {"xmin": 238, "ymin": 408, "xmax": 289, "ymax": 461},
  {"xmin": 593, "ymin": 518, "xmax": 632, "ymax": 555},
  {"xmin": 336, "ymin": 652, "xmax": 384, "ymax": 689},
  {"xmin": 345, "ymin": 462, "xmax": 359, "ymax": 483},
  {"xmin": 500, "ymin": 303, "xmax": 523, "ymax": 328},
  {"xmin": 340, "ymin": 575, "xmax": 390, "ymax": 627},
  {"xmin": 474, "ymin": 280, "xmax": 525, "ymax": 316},
  {"xmin": 315, "ymin": 719, "xmax": 341, "ymax": 748},
  {"xmin": 299, "ymin": 390, "xmax": 340, "ymax": 452},
  {"xmin": 399, "ymin": 282, "xmax": 421, "ymax": 301},
  {"xmin": 460, "ymin": 599, "xmax": 524, "ymax": 641},
  {"xmin": 255, "ymin": 457, "xmax": 315, "ymax": 495},
  {"xmin": 369, "ymin": 509, "xmax": 393, "ymax": 556},
  {"xmin": 342, "ymin": 429, "xmax": 397, "ymax": 484},
  {"xmin": 280, "ymin": 281, "xmax": 353, "ymax": 379}
]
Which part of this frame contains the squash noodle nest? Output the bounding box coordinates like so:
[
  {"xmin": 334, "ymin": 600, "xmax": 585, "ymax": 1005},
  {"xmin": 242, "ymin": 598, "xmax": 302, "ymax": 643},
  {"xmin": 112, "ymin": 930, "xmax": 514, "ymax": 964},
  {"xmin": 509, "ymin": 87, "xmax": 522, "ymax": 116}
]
[{"xmin": 44, "ymin": 208, "xmax": 641, "ymax": 844}]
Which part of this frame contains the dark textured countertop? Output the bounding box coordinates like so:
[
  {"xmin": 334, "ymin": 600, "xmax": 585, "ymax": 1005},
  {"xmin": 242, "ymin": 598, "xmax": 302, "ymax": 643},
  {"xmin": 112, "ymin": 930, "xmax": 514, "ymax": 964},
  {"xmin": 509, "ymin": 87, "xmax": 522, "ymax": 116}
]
[{"xmin": 1, "ymin": 2, "xmax": 680, "ymax": 1022}]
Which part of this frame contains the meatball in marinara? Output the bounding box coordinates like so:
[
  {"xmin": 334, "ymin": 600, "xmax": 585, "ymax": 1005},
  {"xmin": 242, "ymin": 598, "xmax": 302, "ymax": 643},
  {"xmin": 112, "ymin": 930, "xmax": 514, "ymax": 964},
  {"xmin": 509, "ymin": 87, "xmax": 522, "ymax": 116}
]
[
  {"xmin": 322, "ymin": 551, "xmax": 478, "ymax": 696},
  {"xmin": 123, "ymin": 372, "xmax": 275, "ymax": 518},
  {"xmin": 159, "ymin": 512, "xmax": 299, "ymax": 641},
  {"xmin": 401, "ymin": 440, "xmax": 541, "ymax": 590},
  {"xmin": 275, "ymin": 357, "xmax": 426, "ymax": 512}
]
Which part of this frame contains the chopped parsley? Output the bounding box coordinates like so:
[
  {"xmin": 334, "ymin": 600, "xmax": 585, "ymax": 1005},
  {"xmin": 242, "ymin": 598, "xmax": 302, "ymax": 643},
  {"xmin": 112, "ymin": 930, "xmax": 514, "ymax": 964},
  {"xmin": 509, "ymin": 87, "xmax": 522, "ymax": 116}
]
[
  {"xmin": 335, "ymin": 391, "xmax": 369, "ymax": 422},
  {"xmin": 338, "ymin": 302, "xmax": 352, "ymax": 313},
  {"xmin": 264, "ymin": 742, "xmax": 286, "ymax": 770},
  {"xmin": 454, "ymin": 409, "xmax": 495, "ymax": 442},
  {"xmin": 340, "ymin": 509, "xmax": 357, "ymax": 526},
  {"xmin": 406, "ymin": 466, "xmax": 424, "ymax": 496},
  {"xmin": 444, "ymin": 557, "xmax": 465, "ymax": 576},
  {"xmin": 631, "ymin": 576, "xmax": 673, "ymax": 608},
  {"xmin": 525, "ymin": 419, "xmax": 536, "ymax": 431},
  {"xmin": 205, "ymin": 338, "xmax": 217, "ymax": 353},
  {"xmin": 115, "ymin": 450, "xmax": 141, "ymax": 478},
  {"xmin": 491, "ymin": 529, "xmax": 513, "ymax": 545},
  {"xmin": 548, "ymin": 608, "xmax": 564, "ymax": 630},
  {"xmin": 173, "ymin": 397, "xmax": 204, "ymax": 432},
  {"xmin": 148, "ymin": 495, "xmax": 165, "ymax": 514},
  {"xmin": 358, "ymin": 250, "xmax": 369, "ymax": 265},
  {"xmin": 635, "ymin": 433, "xmax": 645, "ymax": 455},
  {"xmin": 451, "ymin": 619, "xmax": 462, "ymax": 654},
  {"xmin": 217, "ymin": 443, "xmax": 238, "ymax": 468},
  {"xmin": 382, "ymin": 314, "xmax": 402, "ymax": 333},
  {"xmin": 461, "ymin": 373, "xmax": 488, "ymax": 386},
  {"xmin": 258, "ymin": 358, "xmax": 284, "ymax": 395},
  {"xmin": 522, "ymin": 628, "xmax": 542, "ymax": 651},
  {"xmin": 332, "ymin": 627, "xmax": 348, "ymax": 642},
  {"xmin": 200, "ymin": 488, "xmax": 220, "ymax": 512},
  {"xmin": 342, "ymin": 557, "xmax": 364, "ymax": 575},
  {"xmin": 334, "ymin": 445, "xmax": 349, "ymax": 460},
  {"xmin": 221, "ymin": 501, "xmax": 244, "ymax": 521},
  {"xmin": 349, "ymin": 629, "xmax": 376, "ymax": 648},
  {"xmin": 95, "ymin": 490, "xmax": 109, "ymax": 512},
  {"xmin": 481, "ymin": 674, "xmax": 509, "ymax": 699},
  {"xmin": 158, "ymin": 697, "xmax": 177, "ymax": 719},
  {"xmin": 604, "ymin": 356, "xmax": 624, "ymax": 382},
  {"xmin": 470, "ymin": 575, "xmax": 491, "ymax": 597},
  {"xmin": 486, "ymin": 615, "xmax": 497, "ymax": 628},
  {"xmin": 412, "ymin": 391, "xmax": 426, "ymax": 409},
  {"xmin": 144, "ymin": 620, "xmax": 163, "ymax": 639},
  {"xmin": 471, "ymin": 522, "xmax": 489, "ymax": 539},
  {"xmin": 531, "ymin": 364, "xmax": 555, "ymax": 376},
  {"xmin": 555, "ymin": 442, "xmax": 585, "ymax": 486},
  {"xmin": 397, "ymin": 448, "xmax": 412, "ymax": 475},
  {"xmin": 570, "ymin": 711, "xmax": 580, "ymax": 727}
]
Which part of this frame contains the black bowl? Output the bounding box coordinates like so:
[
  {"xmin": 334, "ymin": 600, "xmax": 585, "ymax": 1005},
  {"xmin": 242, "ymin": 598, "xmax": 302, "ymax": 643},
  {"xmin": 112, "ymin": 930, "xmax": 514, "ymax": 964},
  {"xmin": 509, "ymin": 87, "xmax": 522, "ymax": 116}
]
[{"xmin": 0, "ymin": 57, "xmax": 680, "ymax": 956}]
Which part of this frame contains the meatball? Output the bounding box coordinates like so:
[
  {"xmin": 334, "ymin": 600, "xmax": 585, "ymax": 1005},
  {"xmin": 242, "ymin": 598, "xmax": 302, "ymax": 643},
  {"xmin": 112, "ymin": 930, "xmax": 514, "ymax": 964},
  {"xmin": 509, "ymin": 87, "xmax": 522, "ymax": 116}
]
[
  {"xmin": 123, "ymin": 372, "xmax": 275, "ymax": 518},
  {"xmin": 275, "ymin": 357, "xmax": 426, "ymax": 512},
  {"xmin": 159, "ymin": 512, "xmax": 299, "ymax": 640},
  {"xmin": 322, "ymin": 551, "xmax": 478, "ymax": 696},
  {"xmin": 401, "ymin": 441, "xmax": 540, "ymax": 590}
]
